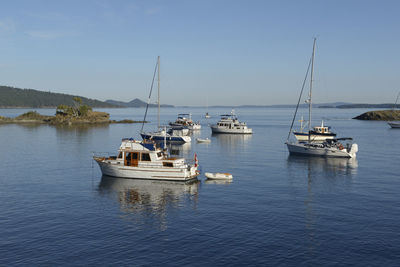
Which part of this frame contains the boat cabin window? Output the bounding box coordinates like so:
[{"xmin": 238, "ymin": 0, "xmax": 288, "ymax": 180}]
[
  {"xmin": 118, "ymin": 152, "xmax": 123, "ymax": 159},
  {"xmin": 163, "ymin": 162, "xmax": 173, "ymax": 167},
  {"xmin": 125, "ymin": 152, "xmax": 139, "ymax": 166},
  {"xmin": 157, "ymin": 152, "xmax": 163, "ymax": 158},
  {"xmin": 141, "ymin": 153, "xmax": 151, "ymax": 161}
]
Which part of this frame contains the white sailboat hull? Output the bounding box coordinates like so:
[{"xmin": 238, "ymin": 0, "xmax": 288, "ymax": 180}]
[
  {"xmin": 95, "ymin": 160, "xmax": 198, "ymax": 181},
  {"xmin": 286, "ymin": 142, "xmax": 358, "ymax": 158}
]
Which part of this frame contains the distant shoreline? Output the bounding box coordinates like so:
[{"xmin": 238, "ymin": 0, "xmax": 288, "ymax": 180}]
[{"xmin": 1, "ymin": 103, "xmax": 399, "ymax": 109}]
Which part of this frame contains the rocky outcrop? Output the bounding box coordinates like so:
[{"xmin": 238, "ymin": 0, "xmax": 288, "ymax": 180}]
[
  {"xmin": 0, "ymin": 111, "xmax": 146, "ymax": 125},
  {"xmin": 353, "ymin": 110, "xmax": 400, "ymax": 120}
]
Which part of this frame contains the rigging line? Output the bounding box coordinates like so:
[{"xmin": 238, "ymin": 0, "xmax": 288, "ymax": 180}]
[
  {"xmin": 286, "ymin": 56, "xmax": 313, "ymax": 142},
  {"xmin": 393, "ymin": 90, "xmax": 400, "ymax": 110},
  {"xmin": 140, "ymin": 58, "xmax": 159, "ymax": 133}
]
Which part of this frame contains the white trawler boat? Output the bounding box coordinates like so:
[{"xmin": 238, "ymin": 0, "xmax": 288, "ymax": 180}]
[
  {"xmin": 285, "ymin": 38, "xmax": 358, "ymax": 158},
  {"xmin": 169, "ymin": 113, "xmax": 201, "ymax": 130},
  {"xmin": 140, "ymin": 56, "xmax": 191, "ymax": 144},
  {"xmin": 93, "ymin": 138, "xmax": 199, "ymax": 181},
  {"xmin": 210, "ymin": 110, "xmax": 252, "ymax": 134},
  {"xmin": 293, "ymin": 119, "xmax": 336, "ymax": 141}
]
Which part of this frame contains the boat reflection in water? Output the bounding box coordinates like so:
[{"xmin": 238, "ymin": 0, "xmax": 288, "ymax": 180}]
[
  {"xmin": 212, "ymin": 134, "xmax": 252, "ymax": 154},
  {"xmin": 286, "ymin": 155, "xmax": 358, "ymax": 178},
  {"xmin": 204, "ymin": 179, "xmax": 232, "ymax": 185},
  {"xmin": 286, "ymin": 155, "xmax": 358, "ymax": 257},
  {"xmin": 98, "ymin": 175, "xmax": 199, "ymax": 229}
]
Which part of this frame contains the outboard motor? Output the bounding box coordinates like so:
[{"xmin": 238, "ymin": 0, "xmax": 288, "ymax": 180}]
[{"xmin": 350, "ymin": 143, "xmax": 358, "ymax": 154}]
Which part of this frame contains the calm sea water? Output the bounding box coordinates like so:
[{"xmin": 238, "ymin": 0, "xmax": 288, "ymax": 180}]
[{"xmin": 0, "ymin": 107, "xmax": 399, "ymax": 266}]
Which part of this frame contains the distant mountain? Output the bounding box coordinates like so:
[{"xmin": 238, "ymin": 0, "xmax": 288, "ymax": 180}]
[
  {"xmin": 105, "ymin": 98, "xmax": 174, "ymax": 108},
  {"xmin": 337, "ymin": 103, "xmax": 400, "ymax": 109},
  {"xmin": 204, "ymin": 102, "xmax": 353, "ymax": 109},
  {"xmin": 0, "ymin": 86, "xmax": 118, "ymax": 108}
]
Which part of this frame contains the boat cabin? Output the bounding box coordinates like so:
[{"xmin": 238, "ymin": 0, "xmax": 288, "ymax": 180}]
[
  {"xmin": 312, "ymin": 125, "xmax": 331, "ymax": 134},
  {"xmin": 116, "ymin": 138, "xmax": 185, "ymax": 168}
]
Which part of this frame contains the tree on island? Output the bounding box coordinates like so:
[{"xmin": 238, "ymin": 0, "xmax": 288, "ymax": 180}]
[{"xmin": 56, "ymin": 97, "xmax": 92, "ymax": 117}]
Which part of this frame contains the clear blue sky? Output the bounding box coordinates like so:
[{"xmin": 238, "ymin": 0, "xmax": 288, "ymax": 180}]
[{"xmin": 0, "ymin": 0, "xmax": 399, "ymax": 106}]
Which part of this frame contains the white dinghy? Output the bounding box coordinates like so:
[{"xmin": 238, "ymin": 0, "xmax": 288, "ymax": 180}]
[
  {"xmin": 205, "ymin": 172, "xmax": 233, "ymax": 180},
  {"xmin": 196, "ymin": 138, "xmax": 211, "ymax": 143}
]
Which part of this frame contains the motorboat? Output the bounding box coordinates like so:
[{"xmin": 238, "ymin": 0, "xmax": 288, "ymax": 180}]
[
  {"xmin": 293, "ymin": 120, "xmax": 336, "ymax": 141},
  {"xmin": 210, "ymin": 110, "xmax": 252, "ymax": 134},
  {"xmin": 196, "ymin": 138, "xmax": 211, "ymax": 143},
  {"xmin": 285, "ymin": 38, "xmax": 358, "ymax": 158},
  {"xmin": 204, "ymin": 172, "xmax": 233, "ymax": 180},
  {"xmin": 388, "ymin": 121, "xmax": 400, "ymax": 128},
  {"xmin": 140, "ymin": 129, "xmax": 191, "ymax": 144},
  {"xmin": 169, "ymin": 113, "xmax": 201, "ymax": 130},
  {"xmin": 93, "ymin": 138, "xmax": 199, "ymax": 181},
  {"xmin": 140, "ymin": 57, "xmax": 191, "ymax": 144},
  {"xmin": 205, "ymin": 112, "xmax": 211, "ymax": 119}
]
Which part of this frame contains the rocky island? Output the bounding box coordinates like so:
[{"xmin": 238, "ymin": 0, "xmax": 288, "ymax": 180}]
[
  {"xmin": 0, "ymin": 98, "xmax": 146, "ymax": 125},
  {"xmin": 353, "ymin": 110, "xmax": 400, "ymax": 120}
]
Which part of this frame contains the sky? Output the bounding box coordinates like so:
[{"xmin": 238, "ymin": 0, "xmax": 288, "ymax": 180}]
[{"xmin": 0, "ymin": 0, "xmax": 400, "ymax": 106}]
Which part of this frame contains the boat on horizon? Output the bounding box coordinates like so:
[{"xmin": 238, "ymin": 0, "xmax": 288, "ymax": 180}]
[{"xmin": 285, "ymin": 38, "xmax": 358, "ymax": 158}]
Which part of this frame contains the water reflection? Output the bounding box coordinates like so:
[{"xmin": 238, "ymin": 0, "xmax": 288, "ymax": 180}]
[
  {"xmin": 213, "ymin": 134, "xmax": 252, "ymax": 154},
  {"xmin": 286, "ymin": 155, "xmax": 358, "ymax": 178},
  {"xmin": 286, "ymin": 155, "xmax": 358, "ymax": 259},
  {"xmin": 204, "ymin": 179, "xmax": 232, "ymax": 185},
  {"xmin": 98, "ymin": 176, "xmax": 200, "ymax": 229}
]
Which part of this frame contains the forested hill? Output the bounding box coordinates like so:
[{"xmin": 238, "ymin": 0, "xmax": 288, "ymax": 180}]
[{"xmin": 0, "ymin": 86, "xmax": 117, "ymax": 108}]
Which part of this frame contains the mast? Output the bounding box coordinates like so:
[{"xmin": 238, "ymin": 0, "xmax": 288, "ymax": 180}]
[
  {"xmin": 157, "ymin": 56, "xmax": 160, "ymax": 130},
  {"xmin": 308, "ymin": 38, "xmax": 316, "ymax": 143},
  {"xmin": 393, "ymin": 90, "xmax": 400, "ymax": 110}
]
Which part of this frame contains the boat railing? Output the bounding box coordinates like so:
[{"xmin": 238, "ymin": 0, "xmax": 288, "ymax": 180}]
[{"xmin": 92, "ymin": 152, "xmax": 117, "ymax": 160}]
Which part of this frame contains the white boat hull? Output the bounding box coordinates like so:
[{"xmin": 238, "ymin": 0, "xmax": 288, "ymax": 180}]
[
  {"xmin": 205, "ymin": 172, "xmax": 233, "ymax": 180},
  {"xmin": 211, "ymin": 125, "xmax": 252, "ymax": 134},
  {"xmin": 388, "ymin": 121, "xmax": 400, "ymax": 128},
  {"xmin": 95, "ymin": 160, "xmax": 199, "ymax": 181},
  {"xmin": 196, "ymin": 138, "xmax": 211, "ymax": 143},
  {"xmin": 293, "ymin": 132, "xmax": 335, "ymax": 141},
  {"xmin": 286, "ymin": 142, "xmax": 358, "ymax": 158}
]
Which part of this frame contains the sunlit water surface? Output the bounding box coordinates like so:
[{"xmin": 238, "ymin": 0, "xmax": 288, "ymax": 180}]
[{"xmin": 0, "ymin": 107, "xmax": 399, "ymax": 266}]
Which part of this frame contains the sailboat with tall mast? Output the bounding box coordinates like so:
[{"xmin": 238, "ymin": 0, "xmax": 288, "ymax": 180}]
[
  {"xmin": 285, "ymin": 38, "xmax": 358, "ymax": 158},
  {"xmin": 140, "ymin": 56, "xmax": 191, "ymax": 144}
]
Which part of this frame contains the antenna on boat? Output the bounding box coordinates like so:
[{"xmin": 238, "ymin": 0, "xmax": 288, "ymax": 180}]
[
  {"xmin": 163, "ymin": 126, "xmax": 167, "ymax": 149},
  {"xmin": 141, "ymin": 57, "xmax": 159, "ymax": 133},
  {"xmin": 157, "ymin": 56, "xmax": 160, "ymax": 130}
]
